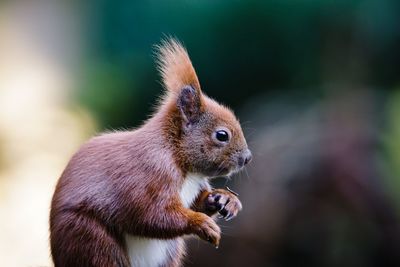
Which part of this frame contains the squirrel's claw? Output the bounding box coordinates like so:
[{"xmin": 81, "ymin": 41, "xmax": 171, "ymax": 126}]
[{"xmin": 206, "ymin": 189, "xmax": 242, "ymax": 221}]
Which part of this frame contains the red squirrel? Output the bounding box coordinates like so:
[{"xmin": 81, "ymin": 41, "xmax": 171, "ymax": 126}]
[{"xmin": 50, "ymin": 38, "xmax": 252, "ymax": 267}]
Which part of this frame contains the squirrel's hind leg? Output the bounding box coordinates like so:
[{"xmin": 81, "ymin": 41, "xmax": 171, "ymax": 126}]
[{"xmin": 50, "ymin": 211, "xmax": 130, "ymax": 267}]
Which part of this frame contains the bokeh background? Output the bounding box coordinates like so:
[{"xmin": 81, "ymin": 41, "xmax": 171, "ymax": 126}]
[{"xmin": 1, "ymin": 1, "xmax": 400, "ymax": 266}]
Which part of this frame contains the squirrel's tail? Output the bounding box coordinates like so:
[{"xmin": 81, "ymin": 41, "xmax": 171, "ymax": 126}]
[{"xmin": 155, "ymin": 38, "xmax": 201, "ymax": 94}]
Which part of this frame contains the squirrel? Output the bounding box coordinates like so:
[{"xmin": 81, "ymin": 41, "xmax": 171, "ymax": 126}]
[{"xmin": 49, "ymin": 38, "xmax": 252, "ymax": 267}]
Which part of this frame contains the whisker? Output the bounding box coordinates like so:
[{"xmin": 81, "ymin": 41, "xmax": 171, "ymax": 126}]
[
  {"xmin": 219, "ymin": 224, "xmax": 235, "ymax": 230},
  {"xmin": 240, "ymin": 120, "xmax": 252, "ymax": 126},
  {"xmin": 223, "ymin": 177, "xmax": 230, "ymax": 187},
  {"xmin": 236, "ymin": 171, "xmax": 243, "ymax": 183},
  {"xmin": 215, "ymin": 158, "xmax": 229, "ymax": 177},
  {"xmin": 244, "ymin": 166, "xmax": 251, "ymax": 182}
]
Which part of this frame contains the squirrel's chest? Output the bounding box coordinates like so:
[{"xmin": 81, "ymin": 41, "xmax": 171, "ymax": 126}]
[
  {"xmin": 179, "ymin": 173, "xmax": 208, "ymax": 208},
  {"xmin": 125, "ymin": 237, "xmax": 176, "ymax": 267},
  {"xmin": 125, "ymin": 174, "xmax": 207, "ymax": 267}
]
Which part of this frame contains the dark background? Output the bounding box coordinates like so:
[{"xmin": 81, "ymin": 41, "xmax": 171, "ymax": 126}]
[{"xmin": 1, "ymin": 1, "xmax": 400, "ymax": 266}]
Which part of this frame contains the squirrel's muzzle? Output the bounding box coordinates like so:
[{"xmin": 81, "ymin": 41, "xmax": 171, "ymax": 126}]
[{"xmin": 238, "ymin": 149, "xmax": 252, "ymax": 168}]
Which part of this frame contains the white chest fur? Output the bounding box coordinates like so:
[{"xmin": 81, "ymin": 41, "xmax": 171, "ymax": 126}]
[
  {"xmin": 125, "ymin": 173, "xmax": 207, "ymax": 267},
  {"xmin": 179, "ymin": 173, "xmax": 207, "ymax": 208},
  {"xmin": 125, "ymin": 236, "xmax": 175, "ymax": 267}
]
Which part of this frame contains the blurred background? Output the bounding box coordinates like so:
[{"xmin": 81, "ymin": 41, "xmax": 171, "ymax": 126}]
[{"xmin": 1, "ymin": 0, "xmax": 400, "ymax": 266}]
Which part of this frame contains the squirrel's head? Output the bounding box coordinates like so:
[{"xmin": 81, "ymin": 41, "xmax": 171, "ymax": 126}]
[{"xmin": 156, "ymin": 38, "xmax": 252, "ymax": 177}]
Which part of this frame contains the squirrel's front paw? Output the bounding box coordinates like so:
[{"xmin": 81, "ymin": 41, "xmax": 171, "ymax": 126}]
[
  {"xmin": 190, "ymin": 213, "xmax": 221, "ymax": 247},
  {"xmin": 206, "ymin": 188, "xmax": 243, "ymax": 221}
]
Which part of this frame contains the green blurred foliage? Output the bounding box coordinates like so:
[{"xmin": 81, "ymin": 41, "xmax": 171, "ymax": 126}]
[
  {"xmin": 383, "ymin": 90, "xmax": 400, "ymax": 205},
  {"xmin": 77, "ymin": 0, "xmax": 400, "ymax": 128}
]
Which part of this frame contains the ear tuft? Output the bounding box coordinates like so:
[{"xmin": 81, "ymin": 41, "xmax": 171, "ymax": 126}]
[
  {"xmin": 177, "ymin": 85, "xmax": 202, "ymax": 125},
  {"xmin": 155, "ymin": 38, "xmax": 201, "ymax": 94}
]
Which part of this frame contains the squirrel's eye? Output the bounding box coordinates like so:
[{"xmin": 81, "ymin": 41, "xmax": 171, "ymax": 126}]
[{"xmin": 215, "ymin": 130, "xmax": 229, "ymax": 142}]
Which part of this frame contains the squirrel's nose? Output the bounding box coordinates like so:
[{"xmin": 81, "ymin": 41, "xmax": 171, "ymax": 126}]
[
  {"xmin": 243, "ymin": 149, "xmax": 252, "ymax": 165},
  {"xmin": 238, "ymin": 149, "xmax": 252, "ymax": 167}
]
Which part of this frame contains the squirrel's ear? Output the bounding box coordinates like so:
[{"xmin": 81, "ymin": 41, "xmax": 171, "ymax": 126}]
[
  {"xmin": 177, "ymin": 85, "xmax": 203, "ymax": 126},
  {"xmin": 155, "ymin": 38, "xmax": 201, "ymax": 94}
]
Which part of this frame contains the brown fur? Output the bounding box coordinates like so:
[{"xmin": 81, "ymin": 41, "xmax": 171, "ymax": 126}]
[
  {"xmin": 156, "ymin": 38, "xmax": 201, "ymax": 94},
  {"xmin": 50, "ymin": 38, "xmax": 251, "ymax": 267}
]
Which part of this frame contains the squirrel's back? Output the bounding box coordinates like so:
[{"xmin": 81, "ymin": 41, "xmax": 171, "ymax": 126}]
[{"xmin": 51, "ymin": 125, "xmax": 181, "ymax": 219}]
